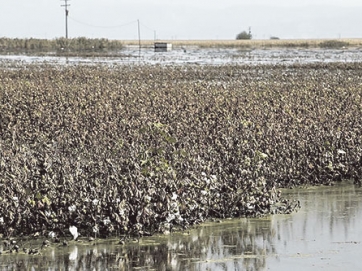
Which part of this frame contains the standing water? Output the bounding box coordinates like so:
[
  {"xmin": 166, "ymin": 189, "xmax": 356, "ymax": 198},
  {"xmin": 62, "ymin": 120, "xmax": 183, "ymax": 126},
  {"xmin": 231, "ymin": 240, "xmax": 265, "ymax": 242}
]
[
  {"xmin": 1, "ymin": 47, "xmax": 362, "ymax": 66},
  {"xmin": 1, "ymin": 182, "xmax": 361, "ymax": 270}
]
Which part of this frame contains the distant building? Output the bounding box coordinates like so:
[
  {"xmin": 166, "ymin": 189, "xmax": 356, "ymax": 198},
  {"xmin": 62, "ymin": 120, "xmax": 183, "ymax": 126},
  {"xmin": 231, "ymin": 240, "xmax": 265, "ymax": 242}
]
[{"xmin": 154, "ymin": 43, "xmax": 172, "ymax": 52}]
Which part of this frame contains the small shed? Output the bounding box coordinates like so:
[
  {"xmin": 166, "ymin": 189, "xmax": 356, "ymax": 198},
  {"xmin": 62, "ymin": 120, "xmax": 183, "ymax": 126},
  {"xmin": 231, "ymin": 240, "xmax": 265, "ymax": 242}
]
[{"xmin": 154, "ymin": 42, "xmax": 172, "ymax": 52}]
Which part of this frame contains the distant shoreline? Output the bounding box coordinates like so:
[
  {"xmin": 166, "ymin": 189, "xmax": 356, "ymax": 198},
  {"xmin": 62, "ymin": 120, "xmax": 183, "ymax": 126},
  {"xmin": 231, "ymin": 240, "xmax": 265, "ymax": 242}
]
[
  {"xmin": 121, "ymin": 38, "xmax": 362, "ymax": 49},
  {"xmin": 1, "ymin": 37, "xmax": 362, "ymax": 57},
  {"xmin": 0, "ymin": 37, "xmax": 362, "ymax": 57}
]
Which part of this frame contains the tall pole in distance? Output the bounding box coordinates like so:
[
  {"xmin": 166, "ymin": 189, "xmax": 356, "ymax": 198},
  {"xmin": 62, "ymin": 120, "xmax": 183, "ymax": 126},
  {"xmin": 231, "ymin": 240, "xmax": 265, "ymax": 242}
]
[
  {"xmin": 138, "ymin": 19, "xmax": 141, "ymax": 57},
  {"xmin": 61, "ymin": 0, "xmax": 70, "ymax": 39}
]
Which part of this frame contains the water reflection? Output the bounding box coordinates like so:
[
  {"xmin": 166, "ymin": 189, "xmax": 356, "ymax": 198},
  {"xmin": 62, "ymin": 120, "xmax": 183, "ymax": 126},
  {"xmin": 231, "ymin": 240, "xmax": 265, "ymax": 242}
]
[{"xmin": 1, "ymin": 183, "xmax": 362, "ymax": 271}]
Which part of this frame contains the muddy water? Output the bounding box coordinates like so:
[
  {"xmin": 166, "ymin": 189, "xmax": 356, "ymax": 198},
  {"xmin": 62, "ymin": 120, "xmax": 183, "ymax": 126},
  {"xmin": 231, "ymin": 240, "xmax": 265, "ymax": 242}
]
[{"xmin": 1, "ymin": 182, "xmax": 362, "ymax": 271}]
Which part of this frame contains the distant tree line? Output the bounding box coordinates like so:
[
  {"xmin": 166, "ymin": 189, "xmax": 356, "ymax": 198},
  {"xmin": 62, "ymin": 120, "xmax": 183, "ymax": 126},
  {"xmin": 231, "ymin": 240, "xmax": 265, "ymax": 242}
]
[
  {"xmin": 236, "ymin": 30, "xmax": 252, "ymax": 40},
  {"xmin": 0, "ymin": 37, "xmax": 124, "ymax": 55}
]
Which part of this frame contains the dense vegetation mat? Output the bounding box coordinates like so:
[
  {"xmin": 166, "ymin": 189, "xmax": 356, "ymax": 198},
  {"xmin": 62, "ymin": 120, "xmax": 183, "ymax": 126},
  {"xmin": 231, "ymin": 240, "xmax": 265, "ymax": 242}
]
[{"xmin": 0, "ymin": 62, "xmax": 361, "ymax": 238}]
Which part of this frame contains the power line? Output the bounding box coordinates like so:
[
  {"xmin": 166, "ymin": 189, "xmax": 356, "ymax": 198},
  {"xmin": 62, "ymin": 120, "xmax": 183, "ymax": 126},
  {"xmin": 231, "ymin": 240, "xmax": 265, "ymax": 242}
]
[
  {"xmin": 68, "ymin": 16, "xmax": 138, "ymax": 29},
  {"xmin": 139, "ymin": 21, "xmax": 157, "ymax": 40},
  {"xmin": 64, "ymin": 14, "xmax": 157, "ymax": 40},
  {"xmin": 139, "ymin": 21, "xmax": 155, "ymax": 33}
]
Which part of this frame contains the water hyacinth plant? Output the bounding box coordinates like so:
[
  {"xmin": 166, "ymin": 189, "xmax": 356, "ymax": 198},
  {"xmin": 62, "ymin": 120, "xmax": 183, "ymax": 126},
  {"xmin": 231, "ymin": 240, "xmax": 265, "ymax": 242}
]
[{"xmin": 0, "ymin": 62, "xmax": 361, "ymax": 239}]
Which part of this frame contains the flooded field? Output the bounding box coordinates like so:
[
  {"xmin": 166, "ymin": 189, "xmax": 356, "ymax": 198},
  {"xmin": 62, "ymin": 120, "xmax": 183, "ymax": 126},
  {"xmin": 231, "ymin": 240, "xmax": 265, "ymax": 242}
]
[
  {"xmin": 1, "ymin": 183, "xmax": 361, "ymax": 271},
  {"xmin": 1, "ymin": 49, "xmax": 362, "ymax": 270},
  {"xmin": 1, "ymin": 46, "xmax": 362, "ymax": 66}
]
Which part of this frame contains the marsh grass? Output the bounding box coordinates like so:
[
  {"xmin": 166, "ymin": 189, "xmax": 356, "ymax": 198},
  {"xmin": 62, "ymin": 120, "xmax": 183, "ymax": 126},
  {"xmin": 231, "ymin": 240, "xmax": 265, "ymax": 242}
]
[
  {"xmin": 1, "ymin": 38, "xmax": 362, "ymax": 56},
  {"xmin": 0, "ymin": 37, "xmax": 124, "ymax": 56},
  {"xmin": 319, "ymin": 40, "xmax": 350, "ymax": 48},
  {"xmin": 122, "ymin": 38, "xmax": 362, "ymax": 49}
]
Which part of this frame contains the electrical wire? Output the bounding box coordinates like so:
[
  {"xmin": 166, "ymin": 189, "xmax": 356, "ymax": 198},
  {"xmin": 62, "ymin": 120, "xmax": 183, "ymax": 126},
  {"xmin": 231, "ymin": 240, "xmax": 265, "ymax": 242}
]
[
  {"xmin": 68, "ymin": 16, "xmax": 138, "ymax": 29},
  {"xmin": 139, "ymin": 21, "xmax": 155, "ymax": 33}
]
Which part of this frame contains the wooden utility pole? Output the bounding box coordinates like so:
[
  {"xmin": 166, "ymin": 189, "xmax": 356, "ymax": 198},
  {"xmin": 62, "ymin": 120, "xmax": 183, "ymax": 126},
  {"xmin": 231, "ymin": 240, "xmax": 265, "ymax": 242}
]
[
  {"xmin": 61, "ymin": 0, "xmax": 70, "ymax": 39},
  {"xmin": 138, "ymin": 19, "xmax": 141, "ymax": 57}
]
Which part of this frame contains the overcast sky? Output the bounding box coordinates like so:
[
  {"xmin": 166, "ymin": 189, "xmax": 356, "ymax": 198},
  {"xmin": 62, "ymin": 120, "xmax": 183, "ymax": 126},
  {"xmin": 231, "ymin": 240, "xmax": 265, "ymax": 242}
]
[{"xmin": 1, "ymin": 0, "xmax": 361, "ymax": 40}]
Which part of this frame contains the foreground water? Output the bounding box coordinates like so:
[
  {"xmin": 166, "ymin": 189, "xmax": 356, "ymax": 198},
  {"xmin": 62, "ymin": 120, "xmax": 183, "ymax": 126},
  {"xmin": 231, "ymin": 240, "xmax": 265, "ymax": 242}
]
[{"xmin": 1, "ymin": 182, "xmax": 361, "ymax": 270}]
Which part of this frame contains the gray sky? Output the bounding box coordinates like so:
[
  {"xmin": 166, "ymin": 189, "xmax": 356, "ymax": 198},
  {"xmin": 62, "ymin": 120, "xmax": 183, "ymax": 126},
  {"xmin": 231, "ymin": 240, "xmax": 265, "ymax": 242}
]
[{"xmin": 1, "ymin": 0, "xmax": 361, "ymax": 40}]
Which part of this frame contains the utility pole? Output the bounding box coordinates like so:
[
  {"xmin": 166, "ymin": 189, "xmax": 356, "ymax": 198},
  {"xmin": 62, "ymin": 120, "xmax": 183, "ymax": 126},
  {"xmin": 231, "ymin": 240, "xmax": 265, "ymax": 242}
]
[
  {"xmin": 137, "ymin": 19, "xmax": 141, "ymax": 57},
  {"xmin": 61, "ymin": 0, "xmax": 70, "ymax": 39}
]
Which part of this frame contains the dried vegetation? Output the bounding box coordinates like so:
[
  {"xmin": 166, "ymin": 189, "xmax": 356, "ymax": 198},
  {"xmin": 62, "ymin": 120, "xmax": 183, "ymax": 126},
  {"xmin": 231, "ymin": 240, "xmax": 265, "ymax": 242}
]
[
  {"xmin": 0, "ymin": 37, "xmax": 124, "ymax": 56},
  {"xmin": 1, "ymin": 38, "xmax": 362, "ymax": 56},
  {"xmin": 123, "ymin": 38, "xmax": 362, "ymax": 49},
  {"xmin": 0, "ymin": 62, "xmax": 361, "ymax": 238}
]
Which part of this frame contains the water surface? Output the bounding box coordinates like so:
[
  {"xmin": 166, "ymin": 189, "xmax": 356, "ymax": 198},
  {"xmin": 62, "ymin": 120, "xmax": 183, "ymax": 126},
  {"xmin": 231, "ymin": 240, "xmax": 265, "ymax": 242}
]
[
  {"xmin": 1, "ymin": 47, "xmax": 362, "ymax": 66},
  {"xmin": 1, "ymin": 182, "xmax": 361, "ymax": 270}
]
